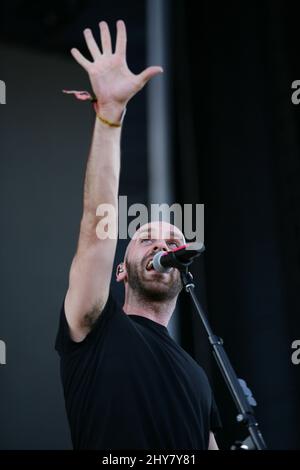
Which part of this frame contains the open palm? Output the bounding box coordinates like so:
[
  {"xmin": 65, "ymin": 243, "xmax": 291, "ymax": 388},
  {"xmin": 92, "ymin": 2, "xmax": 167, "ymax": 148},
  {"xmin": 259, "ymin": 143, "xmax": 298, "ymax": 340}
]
[{"xmin": 71, "ymin": 21, "xmax": 163, "ymax": 110}]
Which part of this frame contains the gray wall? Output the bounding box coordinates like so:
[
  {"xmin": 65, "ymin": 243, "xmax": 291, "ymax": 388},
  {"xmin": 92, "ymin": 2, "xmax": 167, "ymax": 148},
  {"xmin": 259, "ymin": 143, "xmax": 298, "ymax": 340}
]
[{"xmin": 0, "ymin": 44, "xmax": 92, "ymax": 449}]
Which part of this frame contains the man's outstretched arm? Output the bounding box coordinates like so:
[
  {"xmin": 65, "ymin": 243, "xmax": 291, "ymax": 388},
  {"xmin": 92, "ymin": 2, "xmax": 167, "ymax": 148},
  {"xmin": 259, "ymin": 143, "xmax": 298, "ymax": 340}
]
[{"xmin": 64, "ymin": 20, "xmax": 163, "ymax": 341}]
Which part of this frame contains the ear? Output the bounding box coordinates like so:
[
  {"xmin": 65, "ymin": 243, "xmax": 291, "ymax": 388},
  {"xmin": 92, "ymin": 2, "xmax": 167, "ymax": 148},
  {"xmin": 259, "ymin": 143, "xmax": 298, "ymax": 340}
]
[{"xmin": 116, "ymin": 262, "xmax": 127, "ymax": 282}]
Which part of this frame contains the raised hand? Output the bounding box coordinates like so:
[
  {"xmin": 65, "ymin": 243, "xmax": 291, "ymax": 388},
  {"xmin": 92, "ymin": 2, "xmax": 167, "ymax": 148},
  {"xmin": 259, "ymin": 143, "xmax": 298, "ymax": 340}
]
[{"xmin": 71, "ymin": 20, "xmax": 163, "ymax": 119}]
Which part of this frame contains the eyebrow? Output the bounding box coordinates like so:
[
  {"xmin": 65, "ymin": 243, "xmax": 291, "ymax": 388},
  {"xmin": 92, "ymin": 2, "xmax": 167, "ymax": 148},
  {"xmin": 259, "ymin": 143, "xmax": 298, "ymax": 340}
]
[{"xmin": 137, "ymin": 229, "xmax": 184, "ymax": 241}]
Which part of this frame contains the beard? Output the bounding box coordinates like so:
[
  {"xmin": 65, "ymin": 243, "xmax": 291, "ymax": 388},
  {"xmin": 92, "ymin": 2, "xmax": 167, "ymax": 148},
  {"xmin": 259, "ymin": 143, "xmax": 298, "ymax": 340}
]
[{"xmin": 125, "ymin": 258, "xmax": 183, "ymax": 302}]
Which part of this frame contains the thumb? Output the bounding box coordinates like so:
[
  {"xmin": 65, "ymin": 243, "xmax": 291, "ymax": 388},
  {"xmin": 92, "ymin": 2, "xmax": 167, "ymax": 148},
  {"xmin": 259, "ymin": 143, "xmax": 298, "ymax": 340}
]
[{"xmin": 137, "ymin": 66, "xmax": 163, "ymax": 87}]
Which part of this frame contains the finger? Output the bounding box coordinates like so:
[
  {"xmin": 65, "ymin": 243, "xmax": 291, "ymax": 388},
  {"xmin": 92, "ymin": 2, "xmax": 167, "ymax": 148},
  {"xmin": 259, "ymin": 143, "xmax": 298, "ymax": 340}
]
[
  {"xmin": 70, "ymin": 48, "xmax": 92, "ymax": 71},
  {"xmin": 115, "ymin": 20, "xmax": 127, "ymax": 57},
  {"xmin": 83, "ymin": 28, "xmax": 102, "ymax": 60},
  {"xmin": 99, "ymin": 21, "xmax": 112, "ymax": 54},
  {"xmin": 137, "ymin": 66, "xmax": 163, "ymax": 86}
]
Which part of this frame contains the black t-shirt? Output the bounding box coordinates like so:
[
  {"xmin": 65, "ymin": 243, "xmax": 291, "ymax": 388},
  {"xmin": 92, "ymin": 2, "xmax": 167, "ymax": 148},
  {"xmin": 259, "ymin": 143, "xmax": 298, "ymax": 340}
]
[{"xmin": 55, "ymin": 292, "xmax": 221, "ymax": 450}]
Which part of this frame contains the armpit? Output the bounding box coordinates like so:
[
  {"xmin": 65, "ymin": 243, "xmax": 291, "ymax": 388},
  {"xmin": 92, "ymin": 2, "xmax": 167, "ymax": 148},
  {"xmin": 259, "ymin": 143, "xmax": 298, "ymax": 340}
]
[{"xmin": 81, "ymin": 301, "xmax": 104, "ymax": 330}]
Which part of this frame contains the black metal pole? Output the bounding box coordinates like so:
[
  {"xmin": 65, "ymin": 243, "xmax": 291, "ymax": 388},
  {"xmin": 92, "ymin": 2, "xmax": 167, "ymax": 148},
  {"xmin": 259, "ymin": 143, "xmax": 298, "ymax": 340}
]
[{"xmin": 180, "ymin": 269, "xmax": 267, "ymax": 450}]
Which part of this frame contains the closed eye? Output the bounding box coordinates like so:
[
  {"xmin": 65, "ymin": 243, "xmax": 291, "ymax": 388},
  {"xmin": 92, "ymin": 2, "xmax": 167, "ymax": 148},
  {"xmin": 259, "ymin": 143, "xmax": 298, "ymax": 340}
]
[
  {"xmin": 140, "ymin": 238, "xmax": 181, "ymax": 247},
  {"xmin": 140, "ymin": 238, "xmax": 153, "ymax": 245},
  {"xmin": 167, "ymin": 241, "xmax": 180, "ymax": 248}
]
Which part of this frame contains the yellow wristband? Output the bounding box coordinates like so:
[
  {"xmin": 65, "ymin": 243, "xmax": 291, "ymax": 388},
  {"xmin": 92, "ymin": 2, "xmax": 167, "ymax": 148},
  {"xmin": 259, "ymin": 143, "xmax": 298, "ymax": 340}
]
[
  {"xmin": 95, "ymin": 107, "xmax": 127, "ymax": 128},
  {"xmin": 96, "ymin": 113, "xmax": 121, "ymax": 127}
]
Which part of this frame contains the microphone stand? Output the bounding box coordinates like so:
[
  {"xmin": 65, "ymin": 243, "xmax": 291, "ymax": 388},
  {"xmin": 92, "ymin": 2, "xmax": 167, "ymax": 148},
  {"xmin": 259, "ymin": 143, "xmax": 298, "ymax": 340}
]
[{"xmin": 179, "ymin": 266, "xmax": 267, "ymax": 450}]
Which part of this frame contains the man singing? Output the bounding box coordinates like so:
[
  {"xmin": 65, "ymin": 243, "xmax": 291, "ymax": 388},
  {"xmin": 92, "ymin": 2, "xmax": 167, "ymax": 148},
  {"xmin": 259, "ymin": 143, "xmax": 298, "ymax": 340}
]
[{"xmin": 55, "ymin": 20, "xmax": 220, "ymax": 450}]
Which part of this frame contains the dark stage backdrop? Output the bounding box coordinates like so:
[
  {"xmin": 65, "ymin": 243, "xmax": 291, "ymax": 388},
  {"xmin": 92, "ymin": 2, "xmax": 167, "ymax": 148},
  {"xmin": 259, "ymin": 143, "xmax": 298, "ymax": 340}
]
[{"xmin": 171, "ymin": 0, "xmax": 300, "ymax": 450}]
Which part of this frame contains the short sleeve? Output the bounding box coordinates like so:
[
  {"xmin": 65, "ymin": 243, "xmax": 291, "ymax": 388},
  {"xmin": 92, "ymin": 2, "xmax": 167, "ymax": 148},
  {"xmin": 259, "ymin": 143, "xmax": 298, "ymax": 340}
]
[
  {"xmin": 55, "ymin": 290, "xmax": 116, "ymax": 356},
  {"xmin": 210, "ymin": 393, "xmax": 222, "ymax": 432}
]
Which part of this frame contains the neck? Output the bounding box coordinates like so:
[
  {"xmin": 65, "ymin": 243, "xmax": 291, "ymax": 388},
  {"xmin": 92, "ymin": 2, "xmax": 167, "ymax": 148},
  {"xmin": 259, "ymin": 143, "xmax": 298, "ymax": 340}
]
[{"xmin": 123, "ymin": 289, "xmax": 177, "ymax": 327}]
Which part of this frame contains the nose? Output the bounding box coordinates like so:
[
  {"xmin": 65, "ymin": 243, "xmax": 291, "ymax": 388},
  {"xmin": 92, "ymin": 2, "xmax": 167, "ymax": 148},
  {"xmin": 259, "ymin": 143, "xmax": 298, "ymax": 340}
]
[{"xmin": 153, "ymin": 239, "xmax": 168, "ymax": 253}]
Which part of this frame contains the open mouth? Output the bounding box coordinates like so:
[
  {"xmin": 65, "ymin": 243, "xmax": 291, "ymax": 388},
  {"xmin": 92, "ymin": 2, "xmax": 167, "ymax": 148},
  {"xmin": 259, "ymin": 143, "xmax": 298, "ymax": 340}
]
[{"xmin": 145, "ymin": 259, "xmax": 154, "ymax": 271}]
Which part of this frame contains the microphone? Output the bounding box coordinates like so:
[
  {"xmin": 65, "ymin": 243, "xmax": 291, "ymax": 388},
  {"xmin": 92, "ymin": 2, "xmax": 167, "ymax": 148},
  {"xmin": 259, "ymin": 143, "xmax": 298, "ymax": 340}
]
[{"xmin": 152, "ymin": 242, "xmax": 205, "ymax": 273}]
